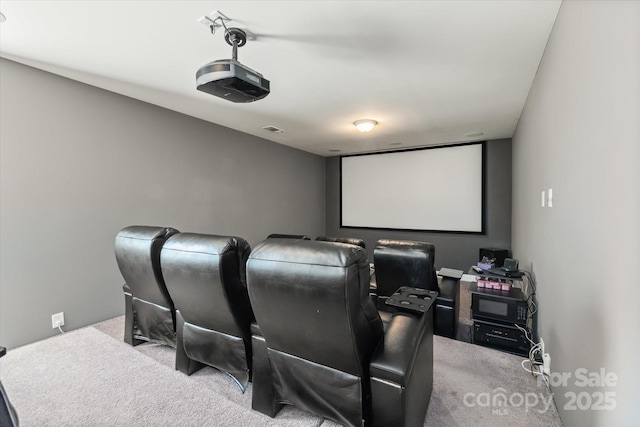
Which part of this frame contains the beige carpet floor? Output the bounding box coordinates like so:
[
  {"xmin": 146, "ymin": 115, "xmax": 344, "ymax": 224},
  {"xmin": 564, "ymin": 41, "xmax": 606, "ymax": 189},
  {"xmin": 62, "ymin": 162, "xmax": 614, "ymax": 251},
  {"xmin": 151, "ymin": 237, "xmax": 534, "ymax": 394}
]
[{"xmin": 0, "ymin": 314, "xmax": 562, "ymax": 426}]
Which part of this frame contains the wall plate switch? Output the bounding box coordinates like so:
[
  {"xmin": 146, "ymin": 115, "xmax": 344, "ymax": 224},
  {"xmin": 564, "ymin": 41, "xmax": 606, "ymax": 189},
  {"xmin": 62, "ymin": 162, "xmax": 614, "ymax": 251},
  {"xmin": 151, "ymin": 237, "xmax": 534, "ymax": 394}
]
[
  {"xmin": 548, "ymin": 188, "xmax": 553, "ymax": 207},
  {"xmin": 52, "ymin": 312, "xmax": 65, "ymax": 328},
  {"xmin": 541, "ymin": 190, "xmax": 545, "ymax": 207}
]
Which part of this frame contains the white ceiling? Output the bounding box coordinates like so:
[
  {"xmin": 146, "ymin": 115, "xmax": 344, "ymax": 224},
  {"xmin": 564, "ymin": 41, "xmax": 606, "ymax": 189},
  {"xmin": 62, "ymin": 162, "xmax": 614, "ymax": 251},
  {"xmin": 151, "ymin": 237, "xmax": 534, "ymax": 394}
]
[{"xmin": 0, "ymin": 1, "xmax": 561, "ymax": 157}]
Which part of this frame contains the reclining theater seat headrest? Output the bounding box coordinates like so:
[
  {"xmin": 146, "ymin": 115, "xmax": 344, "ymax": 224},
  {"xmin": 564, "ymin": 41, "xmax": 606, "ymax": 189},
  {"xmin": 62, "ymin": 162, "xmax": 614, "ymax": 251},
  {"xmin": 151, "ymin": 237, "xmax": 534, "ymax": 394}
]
[
  {"xmin": 162, "ymin": 233, "xmax": 252, "ymax": 287},
  {"xmin": 114, "ymin": 225, "xmax": 180, "ymax": 310},
  {"xmin": 374, "ymin": 239, "xmax": 438, "ymax": 294},
  {"xmin": 247, "ymin": 238, "xmax": 383, "ymax": 376}
]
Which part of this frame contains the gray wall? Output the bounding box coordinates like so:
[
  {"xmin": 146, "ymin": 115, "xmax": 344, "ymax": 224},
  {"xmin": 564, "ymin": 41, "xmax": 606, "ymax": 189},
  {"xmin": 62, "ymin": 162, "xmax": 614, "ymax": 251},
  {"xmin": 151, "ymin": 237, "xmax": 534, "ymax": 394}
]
[
  {"xmin": 325, "ymin": 139, "xmax": 512, "ymax": 270},
  {"xmin": 0, "ymin": 58, "xmax": 325, "ymax": 349},
  {"xmin": 512, "ymin": 1, "xmax": 639, "ymax": 426}
]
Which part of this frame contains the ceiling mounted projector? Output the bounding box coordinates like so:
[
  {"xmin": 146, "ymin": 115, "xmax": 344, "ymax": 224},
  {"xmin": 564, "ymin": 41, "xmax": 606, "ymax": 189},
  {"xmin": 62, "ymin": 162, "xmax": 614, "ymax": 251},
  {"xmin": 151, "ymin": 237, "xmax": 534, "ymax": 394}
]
[{"xmin": 196, "ymin": 26, "xmax": 270, "ymax": 103}]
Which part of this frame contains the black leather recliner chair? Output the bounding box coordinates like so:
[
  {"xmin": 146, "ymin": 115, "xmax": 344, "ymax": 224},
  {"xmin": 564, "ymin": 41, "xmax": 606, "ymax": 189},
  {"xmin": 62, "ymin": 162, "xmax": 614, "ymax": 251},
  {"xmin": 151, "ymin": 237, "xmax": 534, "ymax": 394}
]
[
  {"xmin": 247, "ymin": 239, "xmax": 434, "ymax": 427},
  {"xmin": 160, "ymin": 233, "xmax": 254, "ymax": 392},
  {"xmin": 373, "ymin": 239, "xmax": 460, "ymax": 338},
  {"xmin": 114, "ymin": 225, "xmax": 180, "ymax": 347},
  {"xmin": 315, "ymin": 235, "xmax": 366, "ymax": 249}
]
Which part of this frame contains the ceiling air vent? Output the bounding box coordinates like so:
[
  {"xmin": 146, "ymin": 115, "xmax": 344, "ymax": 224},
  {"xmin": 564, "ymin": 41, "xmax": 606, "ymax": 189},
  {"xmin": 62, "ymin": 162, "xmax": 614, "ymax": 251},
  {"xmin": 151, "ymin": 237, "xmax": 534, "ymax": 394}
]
[{"xmin": 263, "ymin": 126, "xmax": 285, "ymax": 134}]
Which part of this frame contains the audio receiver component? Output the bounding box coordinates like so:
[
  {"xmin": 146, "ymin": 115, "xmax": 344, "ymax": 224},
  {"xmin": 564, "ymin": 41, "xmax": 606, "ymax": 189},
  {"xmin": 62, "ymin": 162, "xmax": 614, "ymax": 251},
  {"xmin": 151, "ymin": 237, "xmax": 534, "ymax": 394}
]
[{"xmin": 473, "ymin": 319, "xmax": 530, "ymax": 356}]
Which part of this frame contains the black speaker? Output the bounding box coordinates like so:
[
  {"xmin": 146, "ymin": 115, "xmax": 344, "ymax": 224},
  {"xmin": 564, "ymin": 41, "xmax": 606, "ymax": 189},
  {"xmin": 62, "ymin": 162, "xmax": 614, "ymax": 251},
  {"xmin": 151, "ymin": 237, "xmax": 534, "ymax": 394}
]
[{"xmin": 479, "ymin": 248, "xmax": 509, "ymax": 267}]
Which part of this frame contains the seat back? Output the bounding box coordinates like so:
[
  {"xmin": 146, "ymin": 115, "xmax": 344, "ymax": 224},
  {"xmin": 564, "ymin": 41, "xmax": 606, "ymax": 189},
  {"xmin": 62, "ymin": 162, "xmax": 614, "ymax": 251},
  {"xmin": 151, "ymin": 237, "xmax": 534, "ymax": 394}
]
[
  {"xmin": 115, "ymin": 225, "xmax": 179, "ymax": 345},
  {"xmin": 160, "ymin": 233, "xmax": 254, "ymax": 390},
  {"xmin": 247, "ymin": 239, "xmax": 383, "ymax": 425},
  {"xmin": 315, "ymin": 235, "xmax": 366, "ymax": 249},
  {"xmin": 373, "ymin": 239, "xmax": 438, "ymax": 296}
]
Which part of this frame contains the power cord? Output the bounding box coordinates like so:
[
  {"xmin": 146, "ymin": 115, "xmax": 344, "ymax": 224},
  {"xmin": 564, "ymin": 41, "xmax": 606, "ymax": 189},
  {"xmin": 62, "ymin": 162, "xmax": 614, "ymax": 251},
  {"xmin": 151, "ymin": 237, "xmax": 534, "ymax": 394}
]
[
  {"xmin": 516, "ymin": 270, "xmax": 552, "ymax": 386},
  {"xmin": 516, "ymin": 324, "xmax": 549, "ymax": 386},
  {"xmin": 519, "ymin": 270, "xmax": 538, "ymax": 324}
]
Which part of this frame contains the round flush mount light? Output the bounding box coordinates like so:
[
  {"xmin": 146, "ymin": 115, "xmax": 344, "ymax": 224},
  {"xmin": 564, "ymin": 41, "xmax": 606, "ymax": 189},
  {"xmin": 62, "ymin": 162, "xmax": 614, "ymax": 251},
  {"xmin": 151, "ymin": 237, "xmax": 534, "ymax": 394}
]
[
  {"xmin": 0, "ymin": 12, "xmax": 6, "ymax": 23},
  {"xmin": 353, "ymin": 119, "xmax": 378, "ymax": 132}
]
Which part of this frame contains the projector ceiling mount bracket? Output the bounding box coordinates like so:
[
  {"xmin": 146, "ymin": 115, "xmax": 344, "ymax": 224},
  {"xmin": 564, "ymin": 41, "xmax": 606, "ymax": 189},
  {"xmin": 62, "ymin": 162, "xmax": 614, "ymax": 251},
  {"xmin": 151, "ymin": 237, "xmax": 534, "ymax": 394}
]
[
  {"xmin": 198, "ymin": 11, "xmax": 248, "ymax": 61},
  {"xmin": 224, "ymin": 28, "xmax": 247, "ymax": 61},
  {"xmin": 197, "ymin": 11, "xmax": 231, "ymax": 35}
]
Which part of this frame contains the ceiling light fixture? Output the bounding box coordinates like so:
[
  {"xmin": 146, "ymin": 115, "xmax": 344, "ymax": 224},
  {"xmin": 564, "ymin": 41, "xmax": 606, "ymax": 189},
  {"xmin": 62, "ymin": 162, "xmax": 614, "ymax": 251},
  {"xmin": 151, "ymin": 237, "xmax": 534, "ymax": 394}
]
[
  {"xmin": 0, "ymin": 12, "xmax": 6, "ymax": 23},
  {"xmin": 353, "ymin": 119, "xmax": 378, "ymax": 133}
]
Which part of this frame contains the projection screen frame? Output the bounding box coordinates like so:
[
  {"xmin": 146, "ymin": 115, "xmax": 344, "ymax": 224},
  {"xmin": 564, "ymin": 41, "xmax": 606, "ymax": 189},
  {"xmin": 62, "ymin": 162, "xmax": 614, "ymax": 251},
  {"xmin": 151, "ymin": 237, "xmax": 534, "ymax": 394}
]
[{"xmin": 339, "ymin": 141, "xmax": 486, "ymax": 235}]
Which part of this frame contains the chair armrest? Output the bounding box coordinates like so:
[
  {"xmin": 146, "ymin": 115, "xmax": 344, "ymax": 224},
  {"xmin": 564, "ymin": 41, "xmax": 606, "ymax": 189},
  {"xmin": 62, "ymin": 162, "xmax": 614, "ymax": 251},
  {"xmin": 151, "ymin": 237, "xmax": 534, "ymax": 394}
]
[
  {"xmin": 369, "ymin": 313, "xmax": 426, "ymax": 385},
  {"xmin": 369, "ymin": 311, "xmax": 434, "ymax": 427}
]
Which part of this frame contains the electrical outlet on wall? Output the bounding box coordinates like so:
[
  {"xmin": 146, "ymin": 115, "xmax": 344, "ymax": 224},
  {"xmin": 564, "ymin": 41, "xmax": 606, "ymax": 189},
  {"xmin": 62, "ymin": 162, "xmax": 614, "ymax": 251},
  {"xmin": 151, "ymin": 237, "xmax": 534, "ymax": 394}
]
[
  {"xmin": 543, "ymin": 353, "xmax": 551, "ymax": 376},
  {"xmin": 51, "ymin": 312, "xmax": 65, "ymax": 329}
]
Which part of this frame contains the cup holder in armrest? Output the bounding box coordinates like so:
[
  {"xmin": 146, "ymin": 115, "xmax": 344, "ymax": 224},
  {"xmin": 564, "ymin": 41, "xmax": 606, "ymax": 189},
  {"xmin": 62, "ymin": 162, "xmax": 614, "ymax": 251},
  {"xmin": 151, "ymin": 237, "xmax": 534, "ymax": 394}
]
[{"xmin": 385, "ymin": 287, "xmax": 438, "ymax": 314}]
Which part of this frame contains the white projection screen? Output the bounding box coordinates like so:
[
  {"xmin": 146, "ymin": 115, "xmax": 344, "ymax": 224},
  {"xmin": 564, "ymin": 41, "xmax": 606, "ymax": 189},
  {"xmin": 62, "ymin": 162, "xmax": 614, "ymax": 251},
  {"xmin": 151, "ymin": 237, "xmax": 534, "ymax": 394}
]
[{"xmin": 340, "ymin": 142, "xmax": 485, "ymax": 233}]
